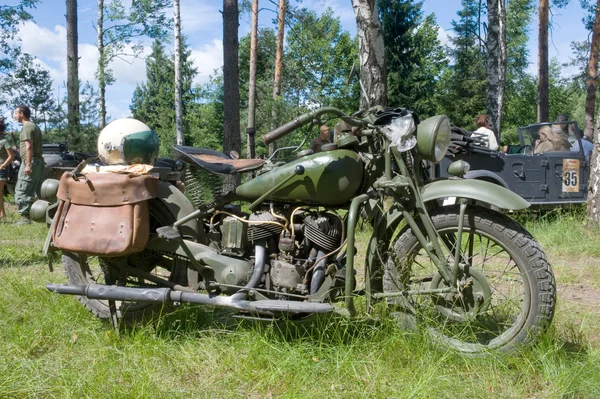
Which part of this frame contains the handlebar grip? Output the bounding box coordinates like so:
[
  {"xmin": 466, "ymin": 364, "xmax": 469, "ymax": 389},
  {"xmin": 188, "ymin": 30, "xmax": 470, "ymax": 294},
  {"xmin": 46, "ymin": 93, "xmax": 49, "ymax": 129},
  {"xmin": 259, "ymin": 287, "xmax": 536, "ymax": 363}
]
[{"xmin": 261, "ymin": 118, "xmax": 305, "ymax": 145}]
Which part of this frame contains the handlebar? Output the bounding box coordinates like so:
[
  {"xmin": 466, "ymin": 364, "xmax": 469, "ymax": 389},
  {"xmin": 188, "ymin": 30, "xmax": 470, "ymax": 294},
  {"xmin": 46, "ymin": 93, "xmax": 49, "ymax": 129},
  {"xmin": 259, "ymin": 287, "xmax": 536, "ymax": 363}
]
[{"xmin": 261, "ymin": 107, "xmax": 367, "ymax": 146}]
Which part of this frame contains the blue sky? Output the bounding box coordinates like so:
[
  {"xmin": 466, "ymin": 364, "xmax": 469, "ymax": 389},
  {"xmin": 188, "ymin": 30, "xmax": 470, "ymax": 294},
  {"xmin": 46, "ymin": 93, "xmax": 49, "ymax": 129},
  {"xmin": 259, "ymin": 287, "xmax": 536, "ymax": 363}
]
[{"xmin": 5, "ymin": 0, "xmax": 590, "ymax": 121}]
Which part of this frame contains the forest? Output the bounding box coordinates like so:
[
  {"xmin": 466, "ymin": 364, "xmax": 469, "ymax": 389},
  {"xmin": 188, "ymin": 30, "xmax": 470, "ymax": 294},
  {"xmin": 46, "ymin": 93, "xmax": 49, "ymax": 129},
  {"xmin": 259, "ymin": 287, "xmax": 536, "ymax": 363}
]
[{"xmin": 0, "ymin": 0, "xmax": 597, "ymax": 158}]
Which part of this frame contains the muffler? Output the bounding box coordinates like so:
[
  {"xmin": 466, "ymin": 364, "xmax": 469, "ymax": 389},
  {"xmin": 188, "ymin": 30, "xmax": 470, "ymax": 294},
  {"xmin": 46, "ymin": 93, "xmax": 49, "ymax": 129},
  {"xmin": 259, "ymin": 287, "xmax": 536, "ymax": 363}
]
[{"xmin": 46, "ymin": 284, "xmax": 335, "ymax": 314}]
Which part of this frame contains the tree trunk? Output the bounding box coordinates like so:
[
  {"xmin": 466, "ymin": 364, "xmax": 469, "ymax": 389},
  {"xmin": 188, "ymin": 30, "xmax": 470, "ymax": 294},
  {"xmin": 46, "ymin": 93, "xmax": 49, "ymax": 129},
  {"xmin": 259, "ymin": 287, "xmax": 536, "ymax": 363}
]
[
  {"xmin": 246, "ymin": 0, "xmax": 258, "ymax": 158},
  {"xmin": 537, "ymin": 0, "xmax": 549, "ymax": 122},
  {"xmin": 223, "ymin": 0, "xmax": 241, "ymax": 158},
  {"xmin": 486, "ymin": 0, "xmax": 500, "ymax": 136},
  {"xmin": 351, "ymin": 0, "xmax": 387, "ymax": 109},
  {"xmin": 66, "ymin": 0, "xmax": 79, "ymax": 139},
  {"xmin": 498, "ymin": 0, "xmax": 506, "ymax": 139},
  {"xmin": 97, "ymin": 0, "xmax": 106, "ymax": 128},
  {"xmin": 486, "ymin": 0, "xmax": 507, "ymax": 139},
  {"xmin": 584, "ymin": 0, "xmax": 600, "ymax": 140},
  {"xmin": 174, "ymin": 0, "xmax": 184, "ymax": 146},
  {"xmin": 588, "ymin": 106, "xmax": 600, "ymax": 224},
  {"xmin": 270, "ymin": 0, "xmax": 285, "ymax": 156}
]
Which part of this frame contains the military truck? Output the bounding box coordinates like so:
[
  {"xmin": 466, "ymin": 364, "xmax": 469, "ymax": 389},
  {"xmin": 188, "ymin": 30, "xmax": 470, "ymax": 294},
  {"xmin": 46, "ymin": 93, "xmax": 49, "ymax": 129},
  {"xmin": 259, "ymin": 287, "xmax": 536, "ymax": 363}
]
[{"xmin": 433, "ymin": 121, "xmax": 590, "ymax": 207}]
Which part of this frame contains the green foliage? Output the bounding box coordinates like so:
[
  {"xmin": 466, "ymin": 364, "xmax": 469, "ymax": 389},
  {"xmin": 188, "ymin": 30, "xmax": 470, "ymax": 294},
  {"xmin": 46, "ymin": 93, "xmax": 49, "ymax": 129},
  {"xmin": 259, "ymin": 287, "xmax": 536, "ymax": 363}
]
[
  {"xmin": 3, "ymin": 53, "xmax": 54, "ymax": 129},
  {"xmin": 97, "ymin": 0, "xmax": 173, "ymax": 104},
  {"xmin": 187, "ymin": 74, "xmax": 224, "ymax": 152},
  {"xmin": 502, "ymin": 0, "xmax": 536, "ymax": 131},
  {"xmin": 379, "ymin": 0, "xmax": 447, "ymax": 118},
  {"xmin": 437, "ymin": 0, "xmax": 487, "ymax": 129},
  {"xmin": 130, "ymin": 39, "xmax": 222, "ymax": 156},
  {"xmin": 44, "ymin": 81, "xmax": 101, "ymax": 153},
  {"xmin": 283, "ymin": 8, "xmax": 359, "ymax": 112},
  {"xmin": 235, "ymin": 9, "xmax": 360, "ymax": 157},
  {"xmin": 0, "ymin": 0, "xmax": 39, "ymax": 75}
]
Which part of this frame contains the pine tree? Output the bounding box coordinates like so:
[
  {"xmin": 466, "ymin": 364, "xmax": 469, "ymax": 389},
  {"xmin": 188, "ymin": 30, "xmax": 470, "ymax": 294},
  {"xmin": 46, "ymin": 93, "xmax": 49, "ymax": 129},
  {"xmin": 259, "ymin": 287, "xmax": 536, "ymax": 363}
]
[
  {"xmin": 130, "ymin": 39, "xmax": 197, "ymax": 157},
  {"xmin": 378, "ymin": 0, "xmax": 446, "ymax": 118},
  {"xmin": 438, "ymin": 0, "xmax": 487, "ymax": 128}
]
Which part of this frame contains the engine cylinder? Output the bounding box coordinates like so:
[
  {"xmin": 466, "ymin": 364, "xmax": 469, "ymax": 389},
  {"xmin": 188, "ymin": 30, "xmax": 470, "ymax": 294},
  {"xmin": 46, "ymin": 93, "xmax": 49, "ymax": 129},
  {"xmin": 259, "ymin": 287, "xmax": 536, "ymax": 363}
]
[
  {"xmin": 248, "ymin": 212, "xmax": 283, "ymax": 242},
  {"xmin": 303, "ymin": 214, "xmax": 342, "ymax": 252}
]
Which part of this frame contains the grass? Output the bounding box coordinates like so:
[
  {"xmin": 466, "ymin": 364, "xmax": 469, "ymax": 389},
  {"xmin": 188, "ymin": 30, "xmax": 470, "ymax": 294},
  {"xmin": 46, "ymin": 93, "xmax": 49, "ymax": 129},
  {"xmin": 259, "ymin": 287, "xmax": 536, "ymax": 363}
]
[{"xmin": 1, "ymin": 201, "xmax": 600, "ymax": 398}]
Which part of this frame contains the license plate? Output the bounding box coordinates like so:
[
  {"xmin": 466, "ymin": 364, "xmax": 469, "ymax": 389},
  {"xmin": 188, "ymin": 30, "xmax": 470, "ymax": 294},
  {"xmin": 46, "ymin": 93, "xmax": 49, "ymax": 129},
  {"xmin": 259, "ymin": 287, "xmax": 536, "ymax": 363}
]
[{"xmin": 562, "ymin": 159, "xmax": 580, "ymax": 193}]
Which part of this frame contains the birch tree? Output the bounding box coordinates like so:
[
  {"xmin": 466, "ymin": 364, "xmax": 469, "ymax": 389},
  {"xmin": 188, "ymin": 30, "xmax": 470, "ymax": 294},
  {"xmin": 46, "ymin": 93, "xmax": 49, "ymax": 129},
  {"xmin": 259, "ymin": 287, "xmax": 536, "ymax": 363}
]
[
  {"xmin": 95, "ymin": 0, "xmax": 171, "ymax": 128},
  {"xmin": 485, "ymin": 0, "xmax": 507, "ymax": 137},
  {"xmin": 174, "ymin": 0, "xmax": 183, "ymax": 145},
  {"xmin": 584, "ymin": 1, "xmax": 600, "ymax": 140},
  {"xmin": 351, "ymin": 0, "xmax": 387, "ymax": 109},
  {"xmin": 586, "ymin": 1, "xmax": 600, "ymax": 225},
  {"xmin": 66, "ymin": 0, "xmax": 80, "ymax": 138},
  {"xmin": 246, "ymin": 0, "xmax": 258, "ymax": 158}
]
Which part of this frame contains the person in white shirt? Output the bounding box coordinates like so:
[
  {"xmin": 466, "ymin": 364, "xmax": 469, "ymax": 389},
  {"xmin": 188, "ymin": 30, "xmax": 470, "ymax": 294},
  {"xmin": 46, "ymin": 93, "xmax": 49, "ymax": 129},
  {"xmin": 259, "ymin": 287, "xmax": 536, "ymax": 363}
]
[{"xmin": 472, "ymin": 114, "xmax": 499, "ymax": 151}]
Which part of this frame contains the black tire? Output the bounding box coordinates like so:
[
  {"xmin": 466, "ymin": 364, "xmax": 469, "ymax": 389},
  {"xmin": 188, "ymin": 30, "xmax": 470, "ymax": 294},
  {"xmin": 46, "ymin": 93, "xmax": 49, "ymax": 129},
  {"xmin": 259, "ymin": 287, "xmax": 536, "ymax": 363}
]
[
  {"xmin": 383, "ymin": 205, "xmax": 555, "ymax": 353},
  {"xmin": 62, "ymin": 199, "xmax": 188, "ymax": 323}
]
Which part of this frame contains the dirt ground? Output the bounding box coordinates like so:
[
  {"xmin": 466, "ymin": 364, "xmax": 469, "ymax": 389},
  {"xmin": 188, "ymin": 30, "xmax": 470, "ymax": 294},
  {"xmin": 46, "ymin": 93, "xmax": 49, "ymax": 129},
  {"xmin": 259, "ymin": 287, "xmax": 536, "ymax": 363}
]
[{"xmin": 551, "ymin": 256, "xmax": 600, "ymax": 343}]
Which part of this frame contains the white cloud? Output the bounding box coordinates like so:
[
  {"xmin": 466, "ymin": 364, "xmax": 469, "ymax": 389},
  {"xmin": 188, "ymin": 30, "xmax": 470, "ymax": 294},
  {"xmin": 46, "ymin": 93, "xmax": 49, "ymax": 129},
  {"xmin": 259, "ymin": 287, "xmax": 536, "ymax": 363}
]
[
  {"xmin": 303, "ymin": 0, "xmax": 356, "ymax": 28},
  {"xmin": 190, "ymin": 39, "xmax": 223, "ymax": 85},
  {"xmin": 437, "ymin": 26, "xmax": 454, "ymax": 48},
  {"xmin": 180, "ymin": 2, "xmax": 222, "ymax": 34},
  {"xmin": 16, "ymin": 21, "xmax": 96, "ymax": 84},
  {"xmin": 15, "ymin": 20, "xmax": 152, "ymax": 86}
]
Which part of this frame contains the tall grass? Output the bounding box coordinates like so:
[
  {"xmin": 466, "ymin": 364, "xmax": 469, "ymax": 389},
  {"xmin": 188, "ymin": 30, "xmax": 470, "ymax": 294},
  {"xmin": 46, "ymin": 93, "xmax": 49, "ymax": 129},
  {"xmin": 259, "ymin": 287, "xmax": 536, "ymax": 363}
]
[{"xmin": 0, "ymin": 203, "xmax": 599, "ymax": 398}]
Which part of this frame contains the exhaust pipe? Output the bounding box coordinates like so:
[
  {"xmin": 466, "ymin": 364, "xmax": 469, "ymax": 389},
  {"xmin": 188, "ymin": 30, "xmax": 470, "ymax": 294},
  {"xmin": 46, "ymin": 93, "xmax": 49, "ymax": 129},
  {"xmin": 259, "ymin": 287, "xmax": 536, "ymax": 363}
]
[{"xmin": 46, "ymin": 283, "xmax": 335, "ymax": 314}]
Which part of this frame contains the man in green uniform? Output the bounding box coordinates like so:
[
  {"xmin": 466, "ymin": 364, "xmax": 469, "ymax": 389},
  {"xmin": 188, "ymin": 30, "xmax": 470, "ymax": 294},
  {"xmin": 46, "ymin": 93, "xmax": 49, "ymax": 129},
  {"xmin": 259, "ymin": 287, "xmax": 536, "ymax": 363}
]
[{"xmin": 13, "ymin": 105, "xmax": 44, "ymax": 225}]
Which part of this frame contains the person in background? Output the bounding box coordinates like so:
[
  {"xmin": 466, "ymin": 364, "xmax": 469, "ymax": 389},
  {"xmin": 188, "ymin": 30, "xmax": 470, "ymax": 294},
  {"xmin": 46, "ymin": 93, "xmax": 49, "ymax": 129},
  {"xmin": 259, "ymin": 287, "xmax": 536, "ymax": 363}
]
[
  {"xmin": 13, "ymin": 105, "xmax": 44, "ymax": 225},
  {"xmin": 570, "ymin": 124, "xmax": 594, "ymax": 159},
  {"xmin": 309, "ymin": 125, "xmax": 330, "ymax": 153},
  {"xmin": 472, "ymin": 114, "xmax": 499, "ymax": 151},
  {"xmin": 535, "ymin": 125, "xmax": 570, "ymax": 154},
  {"xmin": 0, "ymin": 118, "xmax": 15, "ymax": 219},
  {"xmin": 554, "ymin": 114, "xmax": 570, "ymax": 134}
]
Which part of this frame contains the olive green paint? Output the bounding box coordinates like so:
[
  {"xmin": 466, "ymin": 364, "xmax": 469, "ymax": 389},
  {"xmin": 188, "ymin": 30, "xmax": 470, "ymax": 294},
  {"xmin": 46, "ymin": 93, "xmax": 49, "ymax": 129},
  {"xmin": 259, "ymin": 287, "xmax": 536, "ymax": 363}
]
[
  {"xmin": 156, "ymin": 180, "xmax": 204, "ymax": 242},
  {"xmin": 420, "ymin": 179, "xmax": 530, "ymax": 210},
  {"xmin": 147, "ymin": 237, "xmax": 253, "ymax": 293},
  {"xmin": 236, "ymin": 150, "xmax": 363, "ymax": 205}
]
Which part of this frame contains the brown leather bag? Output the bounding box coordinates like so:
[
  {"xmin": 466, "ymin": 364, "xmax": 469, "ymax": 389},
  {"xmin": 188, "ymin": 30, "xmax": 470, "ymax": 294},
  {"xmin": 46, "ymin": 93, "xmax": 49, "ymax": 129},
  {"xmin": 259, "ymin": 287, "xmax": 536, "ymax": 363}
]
[{"xmin": 52, "ymin": 172, "xmax": 159, "ymax": 257}]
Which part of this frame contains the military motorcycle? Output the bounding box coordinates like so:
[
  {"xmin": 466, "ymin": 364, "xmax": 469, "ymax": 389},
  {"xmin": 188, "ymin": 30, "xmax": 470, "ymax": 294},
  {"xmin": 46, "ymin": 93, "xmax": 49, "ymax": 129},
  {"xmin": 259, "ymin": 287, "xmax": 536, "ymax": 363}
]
[{"xmin": 33, "ymin": 106, "xmax": 556, "ymax": 353}]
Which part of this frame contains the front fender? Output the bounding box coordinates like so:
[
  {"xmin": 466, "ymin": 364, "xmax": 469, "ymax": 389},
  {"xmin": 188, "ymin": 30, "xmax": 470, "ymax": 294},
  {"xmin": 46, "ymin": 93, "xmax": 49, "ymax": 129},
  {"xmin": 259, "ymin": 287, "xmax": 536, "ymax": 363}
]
[{"xmin": 420, "ymin": 179, "xmax": 530, "ymax": 210}]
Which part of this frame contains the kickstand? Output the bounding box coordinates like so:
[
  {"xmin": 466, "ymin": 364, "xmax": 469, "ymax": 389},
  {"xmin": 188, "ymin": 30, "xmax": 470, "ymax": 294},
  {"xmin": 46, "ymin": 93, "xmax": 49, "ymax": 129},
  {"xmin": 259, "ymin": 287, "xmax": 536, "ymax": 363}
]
[
  {"xmin": 104, "ymin": 267, "xmax": 120, "ymax": 336},
  {"xmin": 108, "ymin": 300, "xmax": 120, "ymax": 336}
]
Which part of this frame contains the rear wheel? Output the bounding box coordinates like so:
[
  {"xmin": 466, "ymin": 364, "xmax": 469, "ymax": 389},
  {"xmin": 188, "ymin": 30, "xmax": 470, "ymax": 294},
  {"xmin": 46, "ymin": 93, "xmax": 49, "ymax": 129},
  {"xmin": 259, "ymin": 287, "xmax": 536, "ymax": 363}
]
[
  {"xmin": 62, "ymin": 199, "xmax": 189, "ymax": 323},
  {"xmin": 383, "ymin": 205, "xmax": 555, "ymax": 353}
]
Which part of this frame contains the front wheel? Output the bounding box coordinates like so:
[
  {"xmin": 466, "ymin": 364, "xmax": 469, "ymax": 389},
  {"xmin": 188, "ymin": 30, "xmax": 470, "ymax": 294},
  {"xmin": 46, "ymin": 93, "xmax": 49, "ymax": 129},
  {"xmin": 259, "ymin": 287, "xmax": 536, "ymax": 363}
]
[{"xmin": 383, "ymin": 205, "xmax": 556, "ymax": 353}]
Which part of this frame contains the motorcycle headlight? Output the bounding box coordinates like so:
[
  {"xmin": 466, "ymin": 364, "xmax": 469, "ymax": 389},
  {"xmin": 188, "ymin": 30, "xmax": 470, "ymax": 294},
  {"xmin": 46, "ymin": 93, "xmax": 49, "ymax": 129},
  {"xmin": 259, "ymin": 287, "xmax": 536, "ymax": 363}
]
[{"xmin": 416, "ymin": 115, "xmax": 451, "ymax": 163}]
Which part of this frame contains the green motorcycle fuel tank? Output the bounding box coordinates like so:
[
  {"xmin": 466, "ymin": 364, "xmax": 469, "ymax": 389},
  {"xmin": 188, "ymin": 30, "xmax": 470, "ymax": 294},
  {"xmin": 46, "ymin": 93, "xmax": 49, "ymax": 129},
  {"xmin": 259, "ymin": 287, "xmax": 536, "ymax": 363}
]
[{"xmin": 236, "ymin": 149, "xmax": 363, "ymax": 205}]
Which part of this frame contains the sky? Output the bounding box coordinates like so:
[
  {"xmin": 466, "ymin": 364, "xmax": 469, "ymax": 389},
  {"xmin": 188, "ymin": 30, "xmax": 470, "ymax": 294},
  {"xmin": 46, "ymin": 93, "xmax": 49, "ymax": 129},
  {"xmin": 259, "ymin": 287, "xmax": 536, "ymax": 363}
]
[{"xmin": 4, "ymin": 0, "xmax": 591, "ymax": 122}]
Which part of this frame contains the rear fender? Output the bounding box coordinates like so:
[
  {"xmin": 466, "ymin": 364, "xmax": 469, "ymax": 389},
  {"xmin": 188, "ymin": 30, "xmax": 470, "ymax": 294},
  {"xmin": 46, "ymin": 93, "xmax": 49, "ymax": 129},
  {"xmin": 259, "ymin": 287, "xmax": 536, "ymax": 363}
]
[{"xmin": 156, "ymin": 180, "xmax": 204, "ymax": 243}]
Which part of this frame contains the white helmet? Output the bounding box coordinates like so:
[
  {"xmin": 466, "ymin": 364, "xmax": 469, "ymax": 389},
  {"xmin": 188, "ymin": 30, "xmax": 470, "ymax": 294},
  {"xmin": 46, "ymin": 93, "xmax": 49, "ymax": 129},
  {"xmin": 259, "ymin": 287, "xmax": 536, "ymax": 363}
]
[{"xmin": 97, "ymin": 118, "xmax": 159, "ymax": 165}]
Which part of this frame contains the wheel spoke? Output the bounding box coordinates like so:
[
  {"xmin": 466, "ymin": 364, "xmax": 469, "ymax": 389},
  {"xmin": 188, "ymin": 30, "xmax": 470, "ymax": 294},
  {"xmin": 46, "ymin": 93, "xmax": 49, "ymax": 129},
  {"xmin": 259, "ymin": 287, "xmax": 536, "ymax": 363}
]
[{"xmin": 382, "ymin": 208, "xmax": 549, "ymax": 352}]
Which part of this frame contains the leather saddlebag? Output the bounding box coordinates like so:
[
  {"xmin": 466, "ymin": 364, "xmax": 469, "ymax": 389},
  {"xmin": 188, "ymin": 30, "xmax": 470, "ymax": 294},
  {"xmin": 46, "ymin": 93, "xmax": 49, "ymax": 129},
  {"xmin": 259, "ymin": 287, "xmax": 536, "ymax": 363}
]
[{"xmin": 52, "ymin": 172, "xmax": 159, "ymax": 257}]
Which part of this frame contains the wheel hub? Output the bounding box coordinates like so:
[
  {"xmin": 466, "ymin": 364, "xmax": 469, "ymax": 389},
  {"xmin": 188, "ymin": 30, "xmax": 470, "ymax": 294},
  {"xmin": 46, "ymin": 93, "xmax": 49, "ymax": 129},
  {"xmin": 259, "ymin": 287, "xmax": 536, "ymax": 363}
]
[{"xmin": 430, "ymin": 264, "xmax": 492, "ymax": 322}]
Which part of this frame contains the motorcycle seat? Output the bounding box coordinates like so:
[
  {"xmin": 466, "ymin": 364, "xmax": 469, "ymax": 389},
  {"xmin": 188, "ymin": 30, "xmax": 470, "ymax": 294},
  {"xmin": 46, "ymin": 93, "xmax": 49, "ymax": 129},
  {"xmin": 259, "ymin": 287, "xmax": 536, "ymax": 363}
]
[{"xmin": 173, "ymin": 145, "xmax": 265, "ymax": 175}]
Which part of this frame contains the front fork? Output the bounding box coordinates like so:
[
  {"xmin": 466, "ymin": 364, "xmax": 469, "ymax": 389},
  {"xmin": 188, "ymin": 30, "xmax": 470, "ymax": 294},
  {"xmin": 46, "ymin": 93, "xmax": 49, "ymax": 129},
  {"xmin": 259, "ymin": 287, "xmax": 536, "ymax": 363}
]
[{"xmin": 344, "ymin": 146, "xmax": 463, "ymax": 315}]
